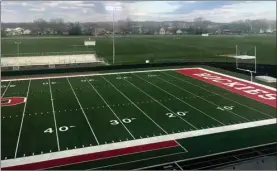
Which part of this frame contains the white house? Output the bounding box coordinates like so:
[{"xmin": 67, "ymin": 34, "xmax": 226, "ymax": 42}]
[
  {"xmin": 176, "ymin": 29, "xmax": 182, "ymax": 35},
  {"xmin": 5, "ymin": 27, "xmax": 24, "ymax": 36},
  {"xmin": 159, "ymin": 28, "xmax": 165, "ymax": 35},
  {"xmin": 23, "ymin": 29, "xmax": 31, "ymax": 35}
]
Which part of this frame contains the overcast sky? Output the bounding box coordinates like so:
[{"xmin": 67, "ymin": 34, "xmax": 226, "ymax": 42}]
[{"xmin": 1, "ymin": 1, "xmax": 276, "ymax": 23}]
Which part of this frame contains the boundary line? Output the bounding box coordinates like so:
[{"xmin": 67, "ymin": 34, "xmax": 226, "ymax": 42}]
[
  {"xmin": 48, "ymin": 79, "xmax": 61, "ymax": 151},
  {"xmin": 14, "ymin": 80, "xmax": 31, "ymax": 158},
  {"xmin": 157, "ymin": 76, "xmax": 250, "ymax": 121},
  {"xmin": 2, "ymin": 67, "xmax": 275, "ymax": 92},
  {"xmin": 137, "ymin": 142, "xmax": 277, "ymax": 170},
  {"xmin": 1, "ymin": 68, "xmax": 188, "ymax": 82},
  {"xmin": 89, "ymin": 151, "xmax": 186, "ymax": 170},
  {"xmin": 1, "ymin": 81, "xmax": 11, "ymax": 97},
  {"xmin": 66, "ymin": 77, "xmax": 100, "ymax": 145},
  {"xmin": 2, "ymin": 119, "xmax": 276, "ymax": 168},
  {"xmin": 134, "ymin": 73, "xmax": 223, "ymax": 127},
  {"xmin": 162, "ymin": 72, "xmax": 274, "ymax": 118},
  {"xmin": 103, "ymin": 75, "xmax": 168, "ymax": 134},
  {"xmin": 44, "ymin": 142, "xmax": 180, "ymax": 170},
  {"xmin": 84, "ymin": 76, "xmax": 135, "ymax": 139}
]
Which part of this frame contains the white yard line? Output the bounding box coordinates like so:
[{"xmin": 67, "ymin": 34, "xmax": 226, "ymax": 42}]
[
  {"xmin": 163, "ymin": 71, "xmax": 274, "ymax": 118},
  {"xmin": 84, "ymin": 76, "xmax": 136, "ymax": 139},
  {"xmin": 14, "ymin": 80, "xmax": 31, "ymax": 158},
  {"xmin": 1, "ymin": 81, "xmax": 11, "ymax": 97},
  {"xmin": 103, "ymin": 75, "xmax": 168, "ymax": 134},
  {"xmin": 134, "ymin": 73, "xmax": 217, "ymax": 128},
  {"xmin": 48, "ymin": 79, "xmax": 61, "ymax": 151},
  {"xmin": 175, "ymin": 162, "xmax": 183, "ymax": 170},
  {"xmin": 173, "ymin": 140, "xmax": 188, "ymax": 153},
  {"xmin": 124, "ymin": 78, "xmax": 193, "ymax": 133},
  {"xmin": 2, "ymin": 119, "xmax": 276, "ymax": 168},
  {"xmin": 66, "ymin": 77, "xmax": 99, "ymax": 145},
  {"xmin": 137, "ymin": 141, "xmax": 277, "ymax": 170},
  {"xmin": 89, "ymin": 151, "xmax": 186, "ymax": 170},
  {"xmin": 157, "ymin": 76, "xmax": 250, "ymax": 122}
]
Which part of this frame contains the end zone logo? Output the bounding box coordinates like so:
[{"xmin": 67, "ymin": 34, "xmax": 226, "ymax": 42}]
[
  {"xmin": 1, "ymin": 97, "xmax": 27, "ymax": 107},
  {"xmin": 176, "ymin": 68, "xmax": 276, "ymax": 108}
]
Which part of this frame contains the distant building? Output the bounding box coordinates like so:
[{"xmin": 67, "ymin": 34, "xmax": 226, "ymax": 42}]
[
  {"xmin": 159, "ymin": 28, "xmax": 165, "ymax": 35},
  {"xmin": 132, "ymin": 25, "xmax": 142, "ymax": 34},
  {"xmin": 176, "ymin": 29, "xmax": 182, "ymax": 35},
  {"xmin": 23, "ymin": 29, "xmax": 31, "ymax": 35},
  {"xmin": 5, "ymin": 27, "xmax": 24, "ymax": 36}
]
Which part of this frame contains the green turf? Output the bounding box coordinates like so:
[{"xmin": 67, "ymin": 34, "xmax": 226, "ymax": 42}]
[
  {"xmin": 1, "ymin": 68, "xmax": 276, "ymax": 169},
  {"xmin": 1, "ymin": 35, "xmax": 276, "ymax": 65}
]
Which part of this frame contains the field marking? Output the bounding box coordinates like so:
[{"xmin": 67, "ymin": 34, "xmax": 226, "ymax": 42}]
[
  {"xmin": 1, "ymin": 81, "xmax": 11, "ymax": 97},
  {"xmin": 162, "ymin": 72, "xmax": 274, "ymax": 119},
  {"xmin": 66, "ymin": 78, "xmax": 100, "ymax": 145},
  {"xmin": 157, "ymin": 76, "xmax": 250, "ymax": 122},
  {"xmin": 124, "ymin": 78, "xmax": 194, "ymax": 133},
  {"xmin": 1, "ymin": 68, "xmax": 192, "ymax": 82},
  {"xmin": 134, "ymin": 73, "xmax": 218, "ymax": 128},
  {"xmin": 197, "ymin": 68, "xmax": 276, "ymax": 91},
  {"xmin": 89, "ymin": 151, "xmax": 186, "ymax": 170},
  {"xmin": 2, "ymin": 67, "xmax": 276, "ymax": 93},
  {"xmin": 175, "ymin": 162, "xmax": 183, "ymax": 170},
  {"xmin": 104, "ymin": 75, "xmax": 168, "ymax": 134},
  {"xmin": 173, "ymin": 140, "xmax": 188, "ymax": 153},
  {"xmin": 2, "ymin": 118, "xmax": 276, "ymax": 168},
  {"xmin": 84, "ymin": 76, "xmax": 136, "ymax": 140},
  {"xmin": 137, "ymin": 141, "xmax": 277, "ymax": 170},
  {"xmin": 43, "ymin": 142, "xmax": 180, "ymax": 170},
  {"xmin": 48, "ymin": 79, "xmax": 61, "ymax": 151},
  {"xmin": 14, "ymin": 80, "xmax": 31, "ymax": 158}
]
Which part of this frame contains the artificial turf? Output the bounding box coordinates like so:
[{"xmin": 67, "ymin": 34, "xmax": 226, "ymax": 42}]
[{"xmin": 1, "ymin": 67, "xmax": 276, "ymax": 169}]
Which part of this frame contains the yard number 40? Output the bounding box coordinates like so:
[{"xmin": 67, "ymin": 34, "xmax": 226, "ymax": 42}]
[{"xmin": 44, "ymin": 126, "xmax": 75, "ymax": 133}]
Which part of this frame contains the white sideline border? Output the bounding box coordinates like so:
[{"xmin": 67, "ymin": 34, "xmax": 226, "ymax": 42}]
[
  {"xmin": 2, "ymin": 67, "xmax": 276, "ymax": 92},
  {"xmin": 1, "ymin": 118, "xmax": 276, "ymax": 168}
]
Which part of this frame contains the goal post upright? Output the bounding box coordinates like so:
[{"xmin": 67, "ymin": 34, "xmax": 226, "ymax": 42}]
[{"xmin": 235, "ymin": 45, "xmax": 257, "ymax": 82}]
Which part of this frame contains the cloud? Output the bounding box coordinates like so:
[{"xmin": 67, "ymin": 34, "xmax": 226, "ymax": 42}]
[
  {"xmin": 1, "ymin": 8, "xmax": 15, "ymax": 13},
  {"xmin": 1, "ymin": 1, "xmax": 276, "ymax": 23},
  {"xmin": 29, "ymin": 7, "xmax": 46, "ymax": 12}
]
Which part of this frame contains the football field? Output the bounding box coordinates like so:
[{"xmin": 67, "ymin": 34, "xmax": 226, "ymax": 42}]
[{"xmin": 1, "ymin": 67, "xmax": 276, "ymax": 170}]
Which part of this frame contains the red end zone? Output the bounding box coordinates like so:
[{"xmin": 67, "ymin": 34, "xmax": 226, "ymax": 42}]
[
  {"xmin": 2, "ymin": 140, "xmax": 178, "ymax": 170},
  {"xmin": 176, "ymin": 68, "xmax": 276, "ymax": 108}
]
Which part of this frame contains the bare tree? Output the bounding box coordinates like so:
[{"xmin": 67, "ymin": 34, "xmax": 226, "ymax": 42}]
[
  {"xmin": 49, "ymin": 18, "xmax": 65, "ymax": 34},
  {"xmin": 33, "ymin": 18, "xmax": 48, "ymax": 33}
]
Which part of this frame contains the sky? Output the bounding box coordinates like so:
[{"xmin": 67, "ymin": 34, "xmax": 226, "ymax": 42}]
[{"xmin": 1, "ymin": 1, "xmax": 276, "ymax": 23}]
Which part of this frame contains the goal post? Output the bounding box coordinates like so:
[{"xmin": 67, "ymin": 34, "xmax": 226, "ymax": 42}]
[{"xmin": 235, "ymin": 45, "xmax": 257, "ymax": 82}]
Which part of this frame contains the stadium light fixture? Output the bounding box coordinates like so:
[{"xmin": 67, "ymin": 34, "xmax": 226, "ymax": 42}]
[
  {"xmin": 105, "ymin": 4, "xmax": 122, "ymax": 64},
  {"xmin": 14, "ymin": 42, "xmax": 22, "ymax": 57}
]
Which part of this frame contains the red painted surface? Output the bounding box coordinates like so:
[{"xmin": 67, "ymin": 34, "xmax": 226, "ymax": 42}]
[
  {"xmin": 1, "ymin": 97, "xmax": 26, "ymax": 107},
  {"xmin": 2, "ymin": 140, "xmax": 178, "ymax": 170},
  {"xmin": 176, "ymin": 68, "xmax": 276, "ymax": 108}
]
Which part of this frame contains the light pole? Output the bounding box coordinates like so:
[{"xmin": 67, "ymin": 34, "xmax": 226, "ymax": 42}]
[
  {"xmin": 14, "ymin": 42, "xmax": 22, "ymax": 57},
  {"xmin": 112, "ymin": 8, "xmax": 115, "ymax": 64},
  {"xmin": 105, "ymin": 4, "xmax": 122, "ymax": 64}
]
